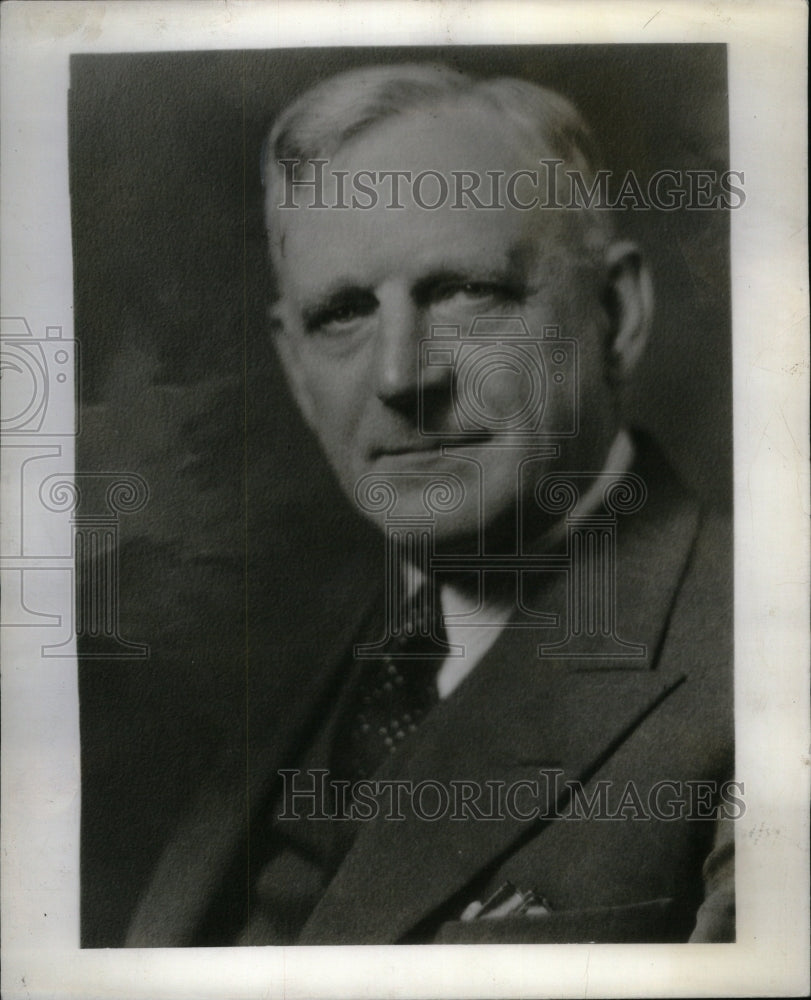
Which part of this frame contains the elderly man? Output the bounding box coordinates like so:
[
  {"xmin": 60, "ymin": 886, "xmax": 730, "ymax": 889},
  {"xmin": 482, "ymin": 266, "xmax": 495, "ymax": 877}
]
[{"xmin": 124, "ymin": 64, "xmax": 734, "ymax": 946}]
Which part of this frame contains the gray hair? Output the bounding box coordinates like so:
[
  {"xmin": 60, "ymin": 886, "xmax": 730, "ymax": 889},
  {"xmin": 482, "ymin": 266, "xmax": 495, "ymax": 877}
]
[{"xmin": 262, "ymin": 63, "xmax": 607, "ymax": 284}]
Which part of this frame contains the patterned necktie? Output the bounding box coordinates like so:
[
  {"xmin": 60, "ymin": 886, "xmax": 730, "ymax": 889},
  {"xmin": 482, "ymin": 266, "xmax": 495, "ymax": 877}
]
[{"xmin": 333, "ymin": 583, "xmax": 448, "ymax": 782}]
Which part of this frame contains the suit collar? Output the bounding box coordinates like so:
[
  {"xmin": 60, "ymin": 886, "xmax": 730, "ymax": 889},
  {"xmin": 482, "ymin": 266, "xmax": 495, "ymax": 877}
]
[
  {"xmin": 300, "ymin": 444, "xmax": 702, "ymax": 942},
  {"xmin": 299, "ymin": 651, "xmax": 687, "ymax": 943},
  {"xmin": 128, "ymin": 435, "xmax": 702, "ymax": 946}
]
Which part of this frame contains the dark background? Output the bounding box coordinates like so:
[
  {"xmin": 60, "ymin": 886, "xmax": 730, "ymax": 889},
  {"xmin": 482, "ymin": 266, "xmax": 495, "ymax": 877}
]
[
  {"xmin": 70, "ymin": 44, "xmax": 731, "ymax": 505},
  {"xmin": 70, "ymin": 46, "xmax": 732, "ymax": 945}
]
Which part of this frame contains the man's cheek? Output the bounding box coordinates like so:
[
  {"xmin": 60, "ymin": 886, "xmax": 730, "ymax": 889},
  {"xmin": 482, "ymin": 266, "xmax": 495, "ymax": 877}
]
[
  {"xmin": 465, "ymin": 367, "xmax": 536, "ymax": 425},
  {"xmin": 308, "ymin": 387, "xmax": 364, "ymax": 458}
]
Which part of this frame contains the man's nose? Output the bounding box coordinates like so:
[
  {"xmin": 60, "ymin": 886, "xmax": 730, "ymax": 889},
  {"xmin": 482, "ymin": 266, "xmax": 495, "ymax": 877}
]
[{"xmin": 374, "ymin": 292, "xmax": 447, "ymax": 408}]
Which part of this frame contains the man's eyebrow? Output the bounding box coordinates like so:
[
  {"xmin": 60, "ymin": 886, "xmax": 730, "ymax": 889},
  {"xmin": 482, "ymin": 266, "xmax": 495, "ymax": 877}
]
[
  {"xmin": 411, "ymin": 259, "xmax": 531, "ymax": 305},
  {"xmin": 297, "ymin": 241, "xmax": 539, "ymax": 321},
  {"xmin": 421, "ymin": 238, "xmax": 539, "ymax": 287}
]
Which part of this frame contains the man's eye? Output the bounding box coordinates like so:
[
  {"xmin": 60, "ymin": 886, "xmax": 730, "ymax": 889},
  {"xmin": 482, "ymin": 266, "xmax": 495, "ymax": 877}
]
[
  {"xmin": 431, "ymin": 281, "xmax": 519, "ymax": 307},
  {"xmin": 321, "ymin": 305, "xmax": 360, "ymax": 326},
  {"xmin": 305, "ymin": 294, "xmax": 377, "ymax": 334},
  {"xmin": 459, "ymin": 282, "xmax": 500, "ymax": 298}
]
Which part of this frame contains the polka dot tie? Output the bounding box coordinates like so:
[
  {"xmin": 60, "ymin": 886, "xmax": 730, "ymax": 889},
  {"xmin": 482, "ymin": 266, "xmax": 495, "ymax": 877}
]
[{"xmin": 333, "ymin": 585, "xmax": 447, "ymax": 782}]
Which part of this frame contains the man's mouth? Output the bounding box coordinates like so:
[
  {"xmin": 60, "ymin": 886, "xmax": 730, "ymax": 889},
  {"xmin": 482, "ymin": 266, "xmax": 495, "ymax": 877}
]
[{"xmin": 370, "ymin": 433, "xmax": 492, "ymax": 460}]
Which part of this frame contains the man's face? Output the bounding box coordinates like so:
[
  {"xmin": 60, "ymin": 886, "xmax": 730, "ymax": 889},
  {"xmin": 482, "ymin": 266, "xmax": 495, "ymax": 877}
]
[{"xmin": 272, "ymin": 106, "xmax": 617, "ymax": 543}]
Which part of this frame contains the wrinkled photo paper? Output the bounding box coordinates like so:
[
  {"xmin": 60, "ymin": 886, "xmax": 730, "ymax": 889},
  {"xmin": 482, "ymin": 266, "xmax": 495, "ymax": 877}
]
[{"xmin": 1, "ymin": 2, "xmax": 808, "ymax": 998}]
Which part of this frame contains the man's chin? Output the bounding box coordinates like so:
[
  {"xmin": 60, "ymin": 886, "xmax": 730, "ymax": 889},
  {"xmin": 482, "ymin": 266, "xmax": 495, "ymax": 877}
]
[
  {"xmin": 352, "ymin": 491, "xmax": 535, "ymax": 555},
  {"xmin": 344, "ymin": 456, "xmax": 556, "ymax": 552},
  {"xmin": 347, "ymin": 459, "xmax": 475, "ymax": 524}
]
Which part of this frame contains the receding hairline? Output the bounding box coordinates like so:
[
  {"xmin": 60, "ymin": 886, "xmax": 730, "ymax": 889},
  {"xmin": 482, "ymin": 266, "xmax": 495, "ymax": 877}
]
[
  {"xmin": 261, "ymin": 63, "xmax": 611, "ymax": 284},
  {"xmin": 263, "ymin": 62, "xmax": 599, "ymax": 187}
]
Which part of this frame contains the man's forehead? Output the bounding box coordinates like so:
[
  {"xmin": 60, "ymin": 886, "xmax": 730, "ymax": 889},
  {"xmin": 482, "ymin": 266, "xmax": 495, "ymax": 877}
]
[
  {"xmin": 286, "ymin": 240, "xmax": 544, "ymax": 305},
  {"xmin": 270, "ymin": 101, "xmax": 553, "ymax": 218},
  {"xmin": 271, "ymin": 103, "xmax": 587, "ymax": 303},
  {"xmin": 277, "ymin": 202, "xmax": 569, "ymax": 306},
  {"xmin": 331, "ymin": 100, "xmax": 547, "ymax": 175}
]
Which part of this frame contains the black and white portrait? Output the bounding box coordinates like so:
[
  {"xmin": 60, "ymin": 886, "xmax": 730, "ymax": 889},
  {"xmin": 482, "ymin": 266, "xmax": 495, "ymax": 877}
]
[
  {"xmin": 73, "ymin": 46, "xmax": 735, "ymax": 947},
  {"xmin": 1, "ymin": 5, "xmax": 807, "ymax": 997}
]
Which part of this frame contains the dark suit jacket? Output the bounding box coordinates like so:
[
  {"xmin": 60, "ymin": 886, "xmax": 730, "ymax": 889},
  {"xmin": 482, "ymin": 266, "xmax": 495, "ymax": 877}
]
[{"xmin": 81, "ymin": 434, "xmax": 734, "ymax": 947}]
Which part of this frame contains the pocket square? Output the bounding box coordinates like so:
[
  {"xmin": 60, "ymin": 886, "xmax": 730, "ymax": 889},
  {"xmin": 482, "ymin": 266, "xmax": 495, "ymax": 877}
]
[
  {"xmin": 461, "ymin": 881, "xmax": 553, "ymax": 921},
  {"xmin": 440, "ymin": 897, "xmax": 679, "ymax": 944}
]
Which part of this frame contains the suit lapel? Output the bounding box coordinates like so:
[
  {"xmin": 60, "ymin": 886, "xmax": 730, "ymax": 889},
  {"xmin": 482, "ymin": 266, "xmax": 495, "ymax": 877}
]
[
  {"xmin": 127, "ymin": 437, "xmax": 703, "ymax": 947},
  {"xmin": 300, "ymin": 461, "xmax": 701, "ymax": 944}
]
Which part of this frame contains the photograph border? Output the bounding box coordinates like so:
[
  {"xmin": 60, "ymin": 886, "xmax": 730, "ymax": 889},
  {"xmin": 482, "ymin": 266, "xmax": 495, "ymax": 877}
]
[{"xmin": 1, "ymin": 2, "xmax": 808, "ymax": 998}]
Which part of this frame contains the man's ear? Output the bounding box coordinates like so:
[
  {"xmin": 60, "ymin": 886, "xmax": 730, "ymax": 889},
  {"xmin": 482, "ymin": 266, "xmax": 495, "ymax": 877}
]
[
  {"xmin": 269, "ymin": 302, "xmax": 317, "ymax": 428},
  {"xmin": 601, "ymin": 240, "xmax": 654, "ymax": 384}
]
